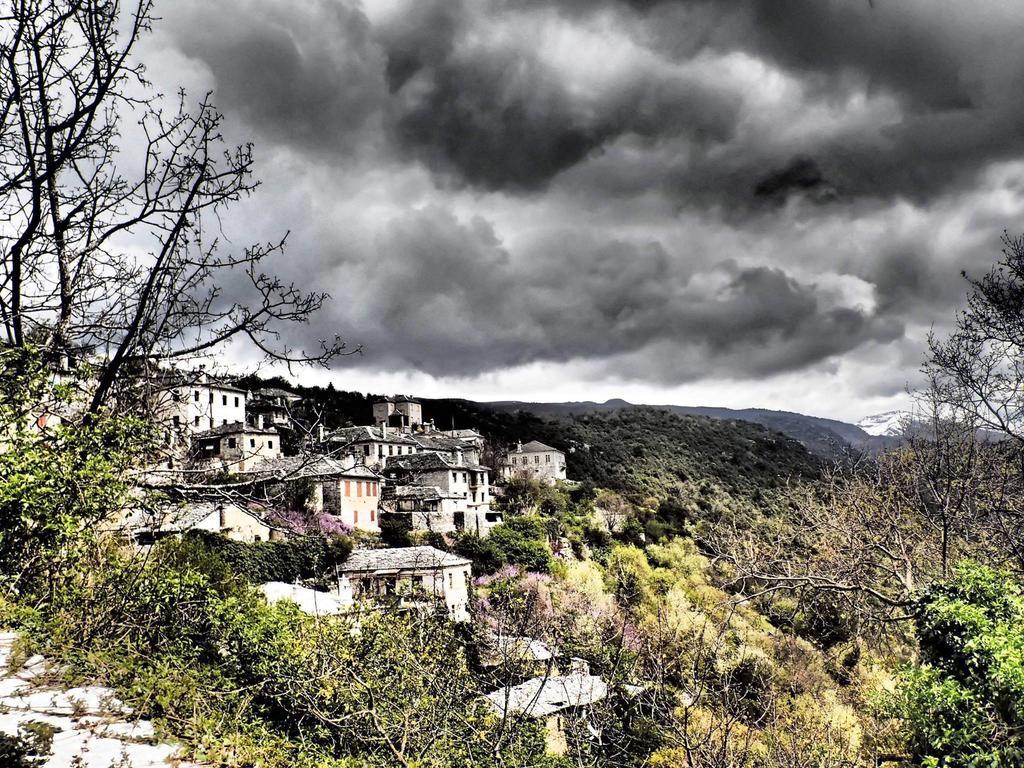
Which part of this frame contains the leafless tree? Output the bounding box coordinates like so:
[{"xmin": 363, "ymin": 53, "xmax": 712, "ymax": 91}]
[{"xmin": 0, "ymin": 0, "xmax": 353, "ymax": 412}]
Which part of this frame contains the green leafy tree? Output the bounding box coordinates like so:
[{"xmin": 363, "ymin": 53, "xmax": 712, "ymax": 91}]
[
  {"xmin": 884, "ymin": 561, "xmax": 1024, "ymax": 766},
  {"xmin": 0, "ymin": 348, "xmax": 148, "ymax": 597}
]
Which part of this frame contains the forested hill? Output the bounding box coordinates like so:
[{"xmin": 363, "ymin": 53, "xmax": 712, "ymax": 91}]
[{"xmin": 239, "ymin": 376, "xmax": 821, "ymax": 504}]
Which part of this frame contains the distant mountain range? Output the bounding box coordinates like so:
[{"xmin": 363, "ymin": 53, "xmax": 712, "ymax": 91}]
[{"xmin": 484, "ymin": 399, "xmax": 900, "ymax": 457}]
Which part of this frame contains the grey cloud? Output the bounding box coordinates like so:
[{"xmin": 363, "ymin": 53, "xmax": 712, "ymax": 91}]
[
  {"xmin": 314, "ymin": 209, "xmax": 903, "ymax": 382},
  {"xmin": 142, "ymin": 0, "xmax": 1024, "ymax": 406},
  {"xmin": 167, "ymin": 0, "xmax": 387, "ymax": 154}
]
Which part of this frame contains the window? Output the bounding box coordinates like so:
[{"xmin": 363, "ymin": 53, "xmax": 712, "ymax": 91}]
[
  {"xmin": 194, "ymin": 415, "xmax": 200, "ymax": 426},
  {"xmin": 463, "ymin": 472, "xmax": 468, "ymax": 482},
  {"xmin": 448, "ymin": 572, "xmax": 453, "ymax": 589},
  {"xmin": 194, "ymin": 390, "xmax": 200, "ymax": 402},
  {"xmin": 250, "ymin": 439, "xmax": 256, "ymax": 448},
  {"xmin": 372, "ymin": 483, "xmax": 378, "ymax": 497},
  {"xmin": 354, "ymin": 509, "xmax": 359, "ymax": 525},
  {"xmin": 388, "ymin": 445, "xmax": 393, "ymax": 456},
  {"xmin": 534, "ymin": 455, "xmax": 539, "ymax": 464},
  {"xmin": 545, "ymin": 454, "xmax": 551, "ymax": 463},
  {"xmin": 222, "ymin": 395, "xmax": 227, "ymax": 406},
  {"xmin": 356, "ymin": 482, "xmax": 362, "ymax": 497},
  {"xmin": 209, "ymin": 392, "xmax": 214, "ymax": 403},
  {"xmin": 171, "ymin": 390, "xmax": 181, "ymax": 402},
  {"xmin": 370, "ymin": 508, "xmax": 375, "ymax": 522},
  {"xmin": 234, "ymin": 396, "xmax": 240, "ymax": 407},
  {"xmin": 228, "ymin": 437, "xmax": 236, "ymax": 449},
  {"xmin": 344, "ymin": 480, "xmax": 351, "ymax": 496},
  {"xmin": 452, "ymin": 472, "xmax": 458, "ymax": 483},
  {"xmin": 378, "ymin": 446, "xmax": 384, "ymax": 459},
  {"xmin": 267, "ymin": 440, "xmax": 273, "ymax": 449},
  {"xmin": 173, "ymin": 415, "xmax": 180, "ymax": 427},
  {"xmin": 364, "ymin": 445, "xmax": 371, "ymax": 456}
]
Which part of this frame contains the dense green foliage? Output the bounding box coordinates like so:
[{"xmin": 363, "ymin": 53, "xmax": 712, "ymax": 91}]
[
  {"xmin": 884, "ymin": 562, "xmax": 1024, "ymax": 767},
  {"xmin": 181, "ymin": 530, "xmax": 353, "ymax": 586}
]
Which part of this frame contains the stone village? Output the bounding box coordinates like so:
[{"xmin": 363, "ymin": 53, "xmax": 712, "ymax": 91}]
[{"xmin": 89, "ymin": 369, "xmax": 605, "ymax": 755}]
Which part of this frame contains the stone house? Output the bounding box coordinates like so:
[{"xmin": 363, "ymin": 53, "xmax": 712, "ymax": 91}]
[
  {"xmin": 247, "ymin": 387, "xmax": 302, "ymax": 428},
  {"xmin": 338, "ymin": 546, "xmax": 473, "ymax": 621},
  {"xmin": 321, "ymin": 425, "xmax": 421, "ymax": 471},
  {"xmin": 122, "ymin": 501, "xmax": 285, "ymax": 545},
  {"xmin": 383, "ymin": 451, "xmax": 494, "ymax": 522},
  {"xmin": 485, "ymin": 674, "xmax": 608, "ymax": 755},
  {"xmin": 505, "ymin": 441, "xmax": 567, "ymax": 484},
  {"xmin": 380, "ymin": 484, "xmax": 503, "ymax": 537},
  {"xmin": 372, "ymin": 395, "xmax": 423, "ymax": 429},
  {"xmin": 192, "ymin": 421, "xmax": 280, "ymax": 472},
  {"xmin": 251, "ymin": 456, "xmax": 383, "ymax": 533}
]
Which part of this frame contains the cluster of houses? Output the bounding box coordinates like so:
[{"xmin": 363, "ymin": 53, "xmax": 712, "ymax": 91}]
[{"xmin": 113, "ymin": 370, "xmax": 607, "ymax": 754}]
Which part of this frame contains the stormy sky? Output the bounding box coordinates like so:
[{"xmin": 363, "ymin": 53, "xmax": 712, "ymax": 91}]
[{"xmin": 139, "ymin": 0, "xmax": 1024, "ymax": 422}]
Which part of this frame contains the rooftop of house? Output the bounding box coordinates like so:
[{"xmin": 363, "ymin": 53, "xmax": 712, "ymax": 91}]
[
  {"xmin": 195, "ymin": 421, "xmax": 278, "ymax": 438},
  {"xmin": 483, "ymin": 635, "xmax": 554, "ymax": 666},
  {"xmin": 386, "ymin": 452, "xmax": 489, "ymax": 474},
  {"xmin": 381, "ymin": 485, "xmax": 445, "ymax": 501},
  {"xmin": 514, "ymin": 440, "xmax": 562, "ymax": 454},
  {"xmin": 324, "ymin": 425, "xmax": 420, "ymax": 446},
  {"xmin": 260, "ymin": 582, "xmax": 350, "ymax": 615},
  {"xmin": 254, "ymin": 387, "xmax": 301, "ymax": 400},
  {"xmin": 341, "ymin": 546, "xmax": 471, "ymax": 574},
  {"xmin": 485, "ymin": 674, "xmax": 608, "ymax": 718},
  {"xmin": 411, "ymin": 433, "xmax": 477, "ymax": 453},
  {"xmin": 120, "ymin": 501, "xmax": 277, "ymax": 535},
  {"xmin": 251, "ymin": 455, "xmax": 381, "ymax": 481}
]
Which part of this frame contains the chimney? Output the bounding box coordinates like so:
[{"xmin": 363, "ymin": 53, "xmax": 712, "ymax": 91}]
[
  {"xmin": 316, "ymin": 424, "xmax": 324, "ymax": 443},
  {"xmin": 517, "ymin": 441, "xmax": 523, "ymax": 453},
  {"xmin": 257, "ymin": 413, "xmax": 265, "ymax": 430},
  {"xmin": 381, "ymin": 422, "xmax": 388, "ymax": 439}
]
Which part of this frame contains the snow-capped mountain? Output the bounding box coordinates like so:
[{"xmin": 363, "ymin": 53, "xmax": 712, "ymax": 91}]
[{"xmin": 856, "ymin": 410, "xmax": 910, "ymax": 437}]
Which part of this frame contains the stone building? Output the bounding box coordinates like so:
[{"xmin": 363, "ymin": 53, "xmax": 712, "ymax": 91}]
[
  {"xmin": 371, "ymin": 395, "xmax": 423, "ymax": 429},
  {"xmin": 505, "ymin": 441, "xmax": 567, "ymax": 484},
  {"xmin": 485, "ymin": 674, "xmax": 608, "ymax": 755},
  {"xmin": 122, "ymin": 501, "xmax": 285, "ymax": 545},
  {"xmin": 192, "ymin": 421, "xmax": 280, "ymax": 472},
  {"xmin": 338, "ymin": 546, "xmax": 473, "ymax": 621},
  {"xmin": 321, "ymin": 425, "xmax": 421, "ymax": 471}
]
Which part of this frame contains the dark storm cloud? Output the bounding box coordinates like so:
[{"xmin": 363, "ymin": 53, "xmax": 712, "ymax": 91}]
[
  {"xmin": 149, "ymin": 0, "xmax": 1024, "ymax": 402},
  {"xmin": 753, "ymin": 157, "xmax": 835, "ymax": 205},
  {"xmin": 318, "ymin": 208, "xmax": 902, "ymax": 381},
  {"xmin": 168, "ymin": 0, "xmax": 387, "ymax": 153}
]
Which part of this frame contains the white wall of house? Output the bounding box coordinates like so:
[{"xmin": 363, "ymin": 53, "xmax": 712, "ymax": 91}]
[
  {"xmin": 506, "ymin": 447, "xmax": 566, "ymax": 484},
  {"xmin": 196, "ymin": 428, "xmax": 280, "ymax": 472},
  {"xmin": 321, "ymin": 476, "xmax": 381, "ymax": 532}
]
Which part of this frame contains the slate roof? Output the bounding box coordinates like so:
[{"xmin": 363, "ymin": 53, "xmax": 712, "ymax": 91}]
[
  {"xmin": 251, "ymin": 455, "xmax": 381, "ymax": 481},
  {"xmin": 486, "ymin": 635, "xmax": 554, "ymax": 664},
  {"xmin": 260, "ymin": 582, "xmax": 350, "ymax": 615},
  {"xmin": 516, "ymin": 440, "xmax": 562, "ymax": 454},
  {"xmin": 485, "ymin": 675, "xmax": 608, "ymax": 718},
  {"xmin": 412, "ymin": 434, "xmax": 475, "ymax": 453},
  {"xmin": 121, "ymin": 502, "xmax": 278, "ymax": 535},
  {"xmin": 387, "ymin": 452, "xmax": 488, "ymax": 473},
  {"xmin": 195, "ymin": 421, "xmax": 276, "ymax": 438},
  {"xmin": 341, "ymin": 546, "xmax": 471, "ymax": 574},
  {"xmin": 254, "ymin": 387, "xmax": 301, "ymax": 400},
  {"xmin": 324, "ymin": 425, "xmax": 419, "ymax": 446},
  {"xmin": 382, "ymin": 485, "xmax": 444, "ymax": 501}
]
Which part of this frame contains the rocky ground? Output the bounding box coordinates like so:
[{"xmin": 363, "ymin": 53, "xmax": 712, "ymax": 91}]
[{"xmin": 0, "ymin": 631, "xmax": 199, "ymax": 767}]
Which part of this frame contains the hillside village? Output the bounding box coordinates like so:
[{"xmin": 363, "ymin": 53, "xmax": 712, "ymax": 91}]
[{"xmin": 23, "ymin": 365, "xmax": 616, "ymax": 759}]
